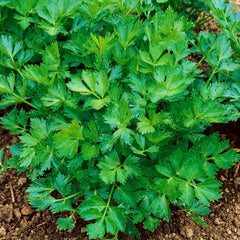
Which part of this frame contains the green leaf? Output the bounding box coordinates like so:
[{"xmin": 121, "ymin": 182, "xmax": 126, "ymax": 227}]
[
  {"xmin": 139, "ymin": 43, "xmax": 169, "ymax": 73},
  {"xmin": 98, "ymin": 151, "xmax": 121, "ymax": 184},
  {"xmin": 155, "ymin": 161, "xmax": 173, "ymax": 178},
  {"xmin": 151, "ymin": 195, "xmax": 171, "ymax": 221},
  {"xmin": 86, "ymin": 220, "xmax": 105, "ymax": 239},
  {"xmin": 143, "ymin": 216, "xmax": 160, "ymax": 232},
  {"xmin": 83, "ymin": 120, "xmax": 98, "ymax": 143},
  {"xmin": 157, "ymin": 0, "xmax": 168, "ymax": 2},
  {"xmin": 68, "ymin": 70, "xmax": 110, "ymax": 99},
  {"xmin": 57, "ymin": 216, "xmax": 75, "ymax": 230},
  {"xmin": 54, "ymin": 120, "xmax": 84, "ymax": 158},
  {"xmin": 81, "ymin": 209, "xmax": 103, "ymax": 221},
  {"xmin": 179, "ymin": 182, "xmax": 195, "ymax": 205},
  {"xmin": 0, "ymin": 73, "xmax": 15, "ymax": 93},
  {"xmin": 22, "ymin": 64, "xmax": 50, "ymax": 85},
  {"xmin": 42, "ymin": 42, "xmax": 60, "ymax": 70},
  {"xmin": 213, "ymin": 149, "xmax": 240, "ymax": 169},
  {"xmin": 114, "ymin": 185, "xmax": 136, "ymax": 207},
  {"xmin": 104, "ymin": 95, "xmax": 132, "ymax": 129},
  {"xmin": 105, "ymin": 216, "xmax": 117, "ymax": 235},
  {"xmin": 112, "ymin": 128, "xmax": 134, "ymax": 145},
  {"xmin": 98, "ymin": 152, "xmax": 140, "ymax": 184},
  {"xmin": 124, "ymin": 220, "xmax": 140, "ymax": 239},
  {"xmin": 78, "ymin": 195, "xmax": 106, "ymax": 212},
  {"xmin": 0, "ymin": 35, "xmax": 22, "ymax": 59},
  {"xmin": 186, "ymin": 200, "xmax": 211, "ymax": 216},
  {"xmin": 178, "ymin": 154, "xmax": 203, "ymax": 181},
  {"xmin": 116, "ymin": 18, "xmax": 142, "ymax": 48},
  {"xmin": 50, "ymin": 200, "xmax": 74, "ymax": 214},
  {"xmin": 137, "ymin": 116, "xmax": 155, "ymax": 134},
  {"xmin": 191, "ymin": 215, "xmax": 208, "ymax": 227},
  {"xmin": 87, "ymin": 96, "xmax": 111, "ymax": 110},
  {"xmin": 108, "ymin": 207, "xmax": 126, "ymax": 232},
  {"xmin": 149, "ymin": 66, "xmax": 195, "ymax": 102},
  {"xmin": 1, "ymin": 107, "xmax": 27, "ymax": 134},
  {"xmin": 85, "ymin": 33, "xmax": 115, "ymax": 56},
  {"xmin": 42, "ymin": 81, "xmax": 79, "ymax": 111},
  {"xmin": 81, "ymin": 142, "xmax": 100, "ymax": 160},
  {"xmin": 194, "ymin": 178, "xmax": 222, "ymax": 206},
  {"xmin": 53, "ymin": 173, "xmax": 71, "ymax": 197}
]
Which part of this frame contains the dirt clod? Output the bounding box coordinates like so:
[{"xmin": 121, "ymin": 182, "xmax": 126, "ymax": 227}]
[
  {"xmin": 0, "ymin": 175, "xmax": 7, "ymax": 184},
  {"xmin": 214, "ymin": 217, "xmax": 223, "ymax": 225},
  {"xmin": 0, "ymin": 226, "xmax": 6, "ymax": 237},
  {"xmin": 14, "ymin": 208, "xmax": 22, "ymax": 220},
  {"xmin": 17, "ymin": 177, "xmax": 27, "ymax": 187},
  {"xmin": 21, "ymin": 206, "xmax": 34, "ymax": 216},
  {"xmin": 0, "ymin": 204, "xmax": 13, "ymax": 222},
  {"xmin": 234, "ymin": 177, "xmax": 240, "ymax": 185}
]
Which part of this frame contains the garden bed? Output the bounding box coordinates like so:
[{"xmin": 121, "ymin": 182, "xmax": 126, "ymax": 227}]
[{"xmin": 1, "ymin": 1, "xmax": 240, "ymax": 239}]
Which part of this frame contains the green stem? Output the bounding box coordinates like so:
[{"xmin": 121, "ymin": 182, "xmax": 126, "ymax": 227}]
[
  {"xmin": 207, "ymin": 57, "xmax": 221, "ymax": 84},
  {"xmin": 206, "ymin": 68, "xmax": 216, "ymax": 84},
  {"xmin": 55, "ymin": 191, "xmax": 82, "ymax": 202},
  {"xmin": 11, "ymin": 91, "xmax": 39, "ymax": 110},
  {"xmin": 17, "ymin": 69, "xmax": 25, "ymax": 79},
  {"xmin": 173, "ymin": 176, "xmax": 196, "ymax": 188},
  {"xmin": 91, "ymin": 91, "xmax": 102, "ymax": 100},
  {"xmin": 185, "ymin": 37, "xmax": 199, "ymax": 49},
  {"xmin": 23, "ymin": 99, "xmax": 39, "ymax": 110},
  {"xmin": 194, "ymin": 55, "xmax": 206, "ymax": 69},
  {"xmin": 101, "ymin": 185, "xmax": 115, "ymax": 222}
]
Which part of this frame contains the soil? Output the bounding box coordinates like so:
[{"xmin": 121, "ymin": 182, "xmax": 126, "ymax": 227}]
[{"xmin": 1, "ymin": 2, "xmax": 240, "ymax": 240}]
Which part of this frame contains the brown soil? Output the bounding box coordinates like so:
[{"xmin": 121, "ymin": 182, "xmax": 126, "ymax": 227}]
[{"xmin": 1, "ymin": 3, "xmax": 240, "ymax": 240}]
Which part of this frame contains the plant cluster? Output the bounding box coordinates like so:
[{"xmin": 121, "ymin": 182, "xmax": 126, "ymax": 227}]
[{"xmin": 0, "ymin": 0, "xmax": 240, "ymax": 239}]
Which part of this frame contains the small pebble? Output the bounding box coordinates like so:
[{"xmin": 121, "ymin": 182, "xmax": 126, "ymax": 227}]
[
  {"xmin": 220, "ymin": 176, "xmax": 226, "ymax": 181},
  {"xmin": 186, "ymin": 228, "xmax": 194, "ymax": 238},
  {"xmin": 214, "ymin": 218, "xmax": 223, "ymax": 225},
  {"xmin": 14, "ymin": 208, "xmax": 22, "ymax": 219},
  {"xmin": 234, "ymin": 177, "xmax": 240, "ymax": 185},
  {"xmin": 225, "ymin": 188, "xmax": 230, "ymax": 193},
  {"xmin": 0, "ymin": 226, "xmax": 6, "ymax": 237},
  {"xmin": 18, "ymin": 177, "xmax": 27, "ymax": 187},
  {"xmin": 21, "ymin": 206, "xmax": 34, "ymax": 216}
]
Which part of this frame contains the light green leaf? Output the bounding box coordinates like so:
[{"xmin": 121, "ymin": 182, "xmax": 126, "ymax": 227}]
[
  {"xmin": 0, "ymin": 35, "xmax": 22, "ymax": 59},
  {"xmin": 57, "ymin": 216, "xmax": 75, "ymax": 230},
  {"xmin": 54, "ymin": 120, "xmax": 84, "ymax": 158},
  {"xmin": 0, "ymin": 73, "xmax": 15, "ymax": 93},
  {"xmin": 137, "ymin": 116, "xmax": 155, "ymax": 134},
  {"xmin": 86, "ymin": 220, "xmax": 105, "ymax": 239}
]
